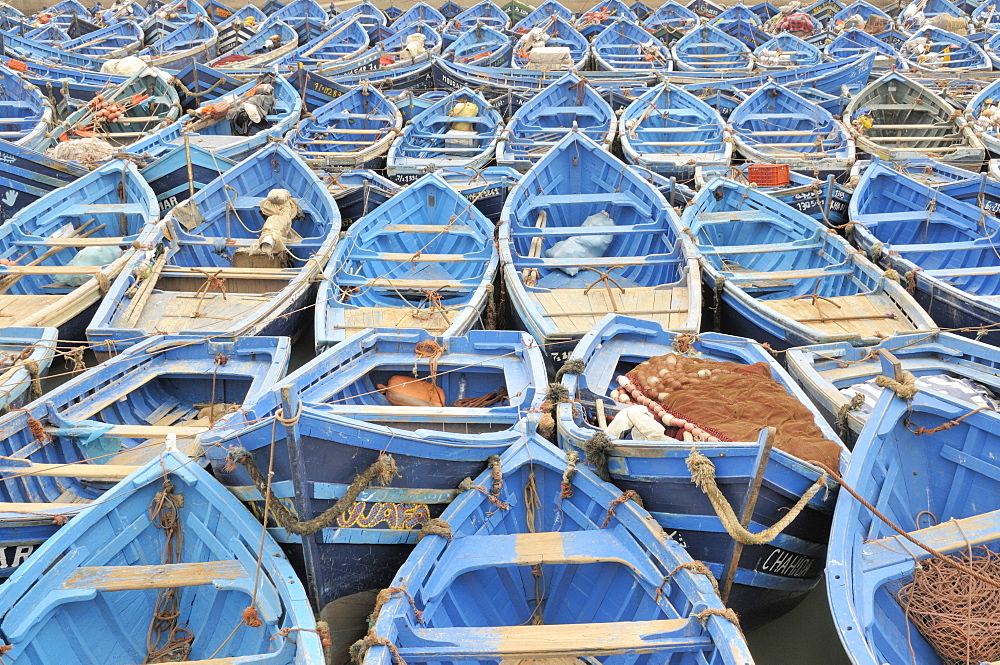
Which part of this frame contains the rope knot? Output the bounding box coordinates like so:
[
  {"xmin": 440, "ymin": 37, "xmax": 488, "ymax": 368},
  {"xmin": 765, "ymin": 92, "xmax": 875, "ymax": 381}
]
[
  {"xmin": 242, "ymin": 606, "xmax": 263, "ymax": 628},
  {"xmin": 695, "ymin": 607, "xmax": 740, "ymax": 628},
  {"xmin": 583, "ymin": 431, "xmax": 614, "ymax": 481},
  {"xmin": 554, "ymin": 358, "xmax": 586, "ymax": 382},
  {"xmin": 560, "ymin": 451, "xmax": 579, "ymax": 499},
  {"xmin": 874, "ymin": 371, "xmax": 919, "ymax": 401}
]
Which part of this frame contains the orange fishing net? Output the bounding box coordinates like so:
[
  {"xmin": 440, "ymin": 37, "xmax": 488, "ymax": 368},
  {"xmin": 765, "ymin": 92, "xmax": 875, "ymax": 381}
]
[{"xmin": 623, "ymin": 353, "xmax": 841, "ymax": 469}]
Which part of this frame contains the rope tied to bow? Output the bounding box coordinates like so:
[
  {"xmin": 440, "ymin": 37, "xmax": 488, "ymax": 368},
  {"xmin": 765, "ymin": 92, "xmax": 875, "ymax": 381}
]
[
  {"xmin": 350, "ymin": 629, "xmax": 406, "ymax": 665},
  {"xmin": 226, "ymin": 448, "xmax": 397, "ymax": 536},
  {"xmin": 583, "ymin": 431, "xmax": 614, "ymax": 481},
  {"xmin": 417, "ymin": 517, "xmax": 452, "ymax": 541},
  {"xmin": 413, "ymin": 340, "xmax": 443, "ymax": 385},
  {"xmin": 695, "ymin": 607, "xmax": 741, "ymax": 628},
  {"xmin": 601, "ymin": 490, "xmax": 640, "ymax": 528},
  {"xmin": 554, "ymin": 358, "xmax": 586, "ymax": 383},
  {"xmin": 560, "ymin": 451, "xmax": 579, "ymax": 499},
  {"xmin": 905, "ymin": 406, "xmax": 990, "ymax": 436},
  {"xmin": 686, "ymin": 450, "xmax": 827, "ymax": 546},
  {"xmin": 15, "ymin": 359, "xmax": 42, "ymax": 398},
  {"xmin": 836, "ymin": 393, "xmax": 866, "ymax": 439},
  {"xmin": 874, "ymin": 370, "xmax": 919, "ymax": 401}
]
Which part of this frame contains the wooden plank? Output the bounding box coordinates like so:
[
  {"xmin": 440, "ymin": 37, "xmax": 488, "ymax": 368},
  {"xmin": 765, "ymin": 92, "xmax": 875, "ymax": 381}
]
[
  {"xmin": 397, "ymin": 619, "xmax": 704, "ymax": 659},
  {"xmin": 42, "ymin": 424, "xmax": 208, "ymax": 438},
  {"xmin": 381, "ymin": 225, "xmax": 470, "ymax": 233},
  {"xmin": 159, "ymin": 266, "xmax": 298, "ymax": 279},
  {"xmin": 0, "ymin": 462, "xmax": 139, "ymax": 480},
  {"xmin": 0, "ymin": 266, "xmax": 103, "ymax": 276},
  {"xmin": 34, "ymin": 237, "xmax": 128, "ymax": 247},
  {"xmin": 60, "ymin": 560, "xmax": 247, "ymax": 592},
  {"xmin": 862, "ymin": 508, "xmax": 1000, "ymax": 574},
  {"xmin": 0, "ymin": 502, "xmax": 85, "ymax": 513},
  {"xmin": 375, "ymin": 252, "xmax": 468, "ymax": 263},
  {"xmin": 762, "ymin": 294, "xmax": 913, "ymax": 336}
]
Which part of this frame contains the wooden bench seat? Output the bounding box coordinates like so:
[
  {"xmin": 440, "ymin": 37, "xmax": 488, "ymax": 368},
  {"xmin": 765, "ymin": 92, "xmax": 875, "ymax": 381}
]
[{"xmin": 60, "ymin": 560, "xmax": 247, "ymax": 592}]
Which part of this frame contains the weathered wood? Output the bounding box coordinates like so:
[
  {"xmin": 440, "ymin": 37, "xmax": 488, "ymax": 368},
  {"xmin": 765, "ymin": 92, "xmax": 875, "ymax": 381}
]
[
  {"xmin": 0, "ymin": 462, "xmax": 139, "ymax": 480},
  {"xmin": 36, "ymin": 237, "xmax": 129, "ymax": 247},
  {"xmin": 60, "ymin": 560, "xmax": 247, "ymax": 592},
  {"xmin": 0, "ymin": 266, "xmax": 103, "ymax": 276},
  {"xmin": 375, "ymin": 252, "xmax": 468, "ymax": 263},
  {"xmin": 381, "ymin": 225, "xmax": 470, "ymax": 233},
  {"xmin": 862, "ymin": 508, "xmax": 1000, "ymax": 574},
  {"xmin": 159, "ymin": 266, "xmax": 298, "ymax": 279},
  {"xmin": 0, "ymin": 502, "xmax": 83, "ymax": 513},
  {"xmin": 43, "ymin": 424, "xmax": 207, "ymax": 438}
]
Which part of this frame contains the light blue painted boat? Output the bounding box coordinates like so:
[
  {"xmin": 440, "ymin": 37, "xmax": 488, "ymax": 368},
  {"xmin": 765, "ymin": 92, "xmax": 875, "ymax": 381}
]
[
  {"xmin": 375, "ymin": 20, "xmax": 443, "ymax": 62},
  {"xmin": 209, "ymin": 17, "xmax": 298, "ymax": 69},
  {"xmin": 289, "ymin": 82, "xmax": 402, "ymax": 169},
  {"xmin": 360, "ymin": 434, "xmax": 754, "ymax": 665},
  {"xmin": 729, "ymin": 81, "xmax": 855, "ymax": 175},
  {"xmin": 442, "ymin": 22, "xmax": 512, "ymax": 67},
  {"xmin": 2, "ymin": 25, "xmax": 106, "ymax": 71},
  {"xmin": 201, "ymin": 328, "xmax": 545, "ymax": 609},
  {"xmin": 511, "ymin": 0, "xmax": 572, "ymax": 33},
  {"xmin": 215, "ymin": 3, "xmax": 267, "ymax": 54},
  {"xmin": 0, "ymin": 62, "xmax": 52, "ymax": 148},
  {"xmin": 138, "ymin": 142, "xmax": 236, "ymax": 214},
  {"xmin": 499, "ymin": 132, "xmax": 701, "ymax": 369},
  {"xmin": 824, "ymin": 28, "xmax": 897, "ymax": 69},
  {"xmin": 711, "ymin": 163, "xmax": 852, "ymax": 228},
  {"xmin": 898, "ymin": 0, "xmax": 963, "ymax": 24},
  {"xmin": 0, "ymin": 443, "xmax": 323, "ymax": 664},
  {"xmin": 334, "ymin": 0, "xmax": 386, "ymax": 36},
  {"xmin": 619, "ymin": 81, "xmax": 731, "ymax": 178},
  {"xmin": 850, "ymin": 158, "xmax": 1000, "ymax": 346},
  {"xmin": 60, "ymin": 20, "xmax": 142, "ymax": 59},
  {"xmin": 141, "ymin": 16, "xmax": 219, "ymax": 69},
  {"xmin": 672, "ymin": 23, "xmax": 753, "ymax": 71},
  {"xmin": 754, "ymin": 32, "xmax": 823, "ymax": 69},
  {"xmin": 0, "ymin": 139, "xmax": 88, "ymax": 225},
  {"xmin": 287, "ymin": 13, "xmax": 370, "ymax": 65},
  {"xmin": 556, "ymin": 313, "xmax": 846, "ymax": 629},
  {"xmin": 392, "ymin": 0, "xmax": 445, "ymax": 30},
  {"xmin": 972, "ymin": 0, "xmax": 1000, "ymax": 30},
  {"xmin": 643, "ymin": 0, "xmax": 699, "ymax": 32},
  {"xmin": 87, "ymin": 144, "xmax": 339, "ymax": 353},
  {"xmin": 442, "ymin": 0, "xmax": 510, "ymax": 44},
  {"xmin": 0, "ymin": 159, "xmax": 158, "ymax": 337},
  {"xmin": 827, "ymin": 383, "xmax": 1000, "ymax": 665},
  {"xmin": 899, "ymin": 25, "xmax": 991, "ymax": 72},
  {"xmin": 387, "ymin": 87, "xmax": 504, "ymax": 183},
  {"xmin": 264, "ymin": 0, "xmax": 329, "ymax": 32},
  {"xmin": 682, "ymin": 177, "xmax": 936, "ymax": 349},
  {"xmin": 126, "ymin": 74, "xmax": 301, "ymax": 162},
  {"xmin": 786, "ymin": 331, "xmax": 1000, "ymax": 445},
  {"xmin": 966, "ymin": 71, "xmax": 1000, "ymax": 156},
  {"xmin": 315, "ymin": 173, "xmax": 498, "ymax": 348},
  {"xmin": 171, "ymin": 61, "xmax": 243, "ymax": 110},
  {"xmin": 511, "ymin": 13, "xmax": 588, "ymax": 69},
  {"xmin": 830, "ymin": 0, "xmax": 890, "ymax": 25},
  {"xmin": 0, "ymin": 327, "xmax": 58, "ymax": 415},
  {"xmin": 496, "ymin": 72, "xmax": 616, "ymax": 171},
  {"xmin": 713, "ymin": 2, "xmax": 769, "ymax": 47},
  {"xmin": 592, "ymin": 17, "xmax": 672, "ymax": 71},
  {"xmin": 575, "ymin": 0, "xmax": 637, "ymax": 37}
]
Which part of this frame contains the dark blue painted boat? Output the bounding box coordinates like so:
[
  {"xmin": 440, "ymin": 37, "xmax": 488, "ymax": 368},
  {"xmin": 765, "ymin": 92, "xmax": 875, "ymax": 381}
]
[
  {"xmin": 88, "ymin": 144, "xmax": 339, "ymax": 352},
  {"xmin": 682, "ymin": 177, "xmax": 936, "ymax": 349},
  {"xmin": 787, "ymin": 331, "xmax": 1000, "ymax": 446},
  {"xmin": 557, "ymin": 313, "xmax": 846, "ymax": 629},
  {"xmin": 713, "ymin": 1, "xmax": 769, "ymax": 47},
  {"xmin": 201, "ymin": 327, "xmax": 546, "ymax": 609},
  {"xmin": 215, "ymin": 4, "xmax": 267, "ymax": 54},
  {"xmin": 716, "ymin": 163, "xmax": 852, "ymax": 228},
  {"xmin": 631, "ymin": 0, "xmax": 654, "ymax": 19},
  {"xmin": 435, "ymin": 165, "xmax": 521, "ymax": 223},
  {"xmin": 138, "ymin": 142, "xmax": 236, "ymax": 214},
  {"xmin": 499, "ymin": 132, "xmax": 701, "ymax": 369},
  {"xmin": 360, "ymin": 434, "xmax": 754, "ymax": 665},
  {"xmin": 0, "ymin": 445, "xmax": 324, "ymax": 664},
  {"xmin": 315, "ymin": 173, "xmax": 498, "ymax": 347},
  {"xmin": 292, "ymin": 66, "xmax": 353, "ymax": 113},
  {"xmin": 440, "ymin": 0, "xmax": 464, "ymax": 18},
  {"xmin": 318, "ymin": 169, "xmax": 399, "ymax": 230},
  {"xmin": 850, "ymin": 159, "xmax": 1000, "ymax": 346},
  {"xmin": 0, "ymin": 139, "xmax": 88, "ymax": 225},
  {"xmin": 511, "ymin": 0, "xmax": 572, "ymax": 33},
  {"xmin": 827, "ymin": 382, "xmax": 1000, "ymax": 665}
]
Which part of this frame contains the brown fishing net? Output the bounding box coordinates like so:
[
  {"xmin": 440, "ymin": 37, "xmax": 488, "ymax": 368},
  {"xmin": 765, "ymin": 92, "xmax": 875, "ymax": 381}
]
[
  {"xmin": 624, "ymin": 353, "xmax": 841, "ymax": 469},
  {"xmin": 895, "ymin": 546, "xmax": 1000, "ymax": 665}
]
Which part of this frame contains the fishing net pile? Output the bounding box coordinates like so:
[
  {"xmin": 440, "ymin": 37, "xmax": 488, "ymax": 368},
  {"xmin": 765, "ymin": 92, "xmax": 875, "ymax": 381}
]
[
  {"xmin": 895, "ymin": 546, "xmax": 1000, "ymax": 665},
  {"xmin": 613, "ymin": 352, "xmax": 840, "ymax": 469}
]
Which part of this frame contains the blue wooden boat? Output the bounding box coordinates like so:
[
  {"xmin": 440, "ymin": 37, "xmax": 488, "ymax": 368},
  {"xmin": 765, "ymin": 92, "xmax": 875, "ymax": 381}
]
[
  {"xmin": 876, "ymin": 26, "xmax": 911, "ymax": 49},
  {"xmin": 631, "ymin": 0, "xmax": 654, "ymax": 20},
  {"xmin": 752, "ymin": 1, "xmax": 781, "ymax": 20},
  {"xmin": 32, "ymin": 66, "xmax": 180, "ymax": 154},
  {"xmin": 0, "ymin": 139, "xmax": 88, "ymax": 225},
  {"xmin": 831, "ymin": 0, "xmax": 891, "ymax": 26},
  {"xmin": 202, "ymin": 0, "xmax": 234, "ymax": 22},
  {"xmin": 575, "ymin": 0, "xmax": 637, "ymax": 37},
  {"xmin": 326, "ymin": 48, "xmax": 434, "ymax": 90},
  {"xmin": 985, "ymin": 29, "xmax": 1000, "ymax": 68},
  {"xmin": 0, "ymin": 327, "xmax": 58, "ymax": 415},
  {"xmin": 209, "ymin": 17, "xmax": 298, "ymax": 69},
  {"xmin": 142, "ymin": 0, "xmax": 209, "ymax": 42},
  {"xmin": 318, "ymin": 169, "xmax": 398, "ymax": 229},
  {"xmin": 315, "ymin": 173, "xmax": 498, "ymax": 347},
  {"xmin": 714, "ymin": 2, "xmax": 769, "ymax": 47},
  {"xmin": 682, "ymin": 177, "xmax": 936, "ymax": 349},
  {"xmin": 360, "ymin": 434, "xmax": 755, "ymax": 665},
  {"xmin": 643, "ymin": 0, "xmax": 699, "ymax": 32},
  {"xmin": 899, "ymin": 25, "xmax": 991, "ymax": 72},
  {"xmin": 497, "ymin": 72, "xmax": 616, "ymax": 172},
  {"xmin": 754, "ymin": 32, "xmax": 823, "ymax": 69},
  {"xmin": 59, "ymin": 20, "xmax": 142, "ymax": 59},
  {"xmin": 438, "ymin": 0, "xmax": 462, "ymax": 18},
  {"xmin": 850, "ymin": 159, "xmax": 1000, "ymax": 346},
  {"xmin": 827, "ymin": 384, "xmax": 1000, "ymax": 665},
  {"xmin": 138, "ymin": 142, "xmax": 236, "ymax": 214},
  {"xmin": 672, "ymin": 23, "xmax": 753, "ymax": 71},
  {"xmin": 287, "ymin": 13, "xmax": 370, "ymax": 66},
  {"xmin": 386, "ymin": 89, "xmax": 447, "ymax": 123},
  {"xmin": 201, "ymin": 327, "xmax": 546, "ymax": 608},
  {"xmin": 786, "ymin": 331, "xmax": 1000, "ymax": 446},
  {"xmin": 140, "ymin": 16, "xmax": 219, "ymax": 69},
  {"xmin": 592, "ymin": 17, "xmax": 672, "ymax": 71},
  {"xmin": 0, "ymin": 62, "xmax": 51, "ymax": 148},
  {"xmin": 23, "ymin": 22, "xmax": 71, "ymax": 45},
  {"xmin": 293, "ymin": 66, "xmax": 352, "ymax": 112},
  {"xmin": 499, "ymin": 132, "xmax": 701, "ymax": 369},
  {"xmin": 265, "ymin": 0, "xmax": 329, "ymax": 33},
  {"xmin": 824, "ymin": 28, "xmax": 897, "ymax": 69},
  {"xmin": 511, "ymin": 0, "xmax": 572, "ymax": 33},
  {"xmin": 966, "ymin": 71, "xmax": 1000, "ymax": 156},
  {"xmin": 511, "ymin": 13, "xmax": 587, "ymax": 69},
  {"xmin": 442, "ymin": 22, "xmax": 512, "ymax": 66},
  {"xmin": 687, "ymin": 0, "xmax": 726, "ymax": 17},
  {"xmin": 392, "ymin": 0, "xmax": 445, "ymax": 30},
  {"xmin": 846, "ymin": 72, "xmax": 985, "ymax": 169},
  {"xmin": 87, "ymin": 144, "xmax": 339, "ymax": 353},
  {"xmin": 712, "ymin": 163, "xmax": 852, "ymax": 228},
  {"xmin": 334, "ymin": 1, "xmax": 385, "ymax": 37},
  {"xmin": 2, "ymin": 24, "xmax": 122, "ymax": 71},
  {"xmin": 729, "ymin": 81, "xmax": 855, "ymax": 175},
  {"xmin": 899, "ymin": 0, "xmax": 963, "ymax": 24},
  {"xmin": 289, "ymin": 82, "xmax": 401, "ymax": 169},
  {"xmin": 972, "ymin": 0, "xmax": 1000, "ymax": 30},
  {"xmin": 442, "ymin": 0, "xmax": 510, "ymax": 44},
  {"xmin": 619, "ymin": 81, "xmax": 731, "ymax": 178},
  {"xmin": 556, "ymin": 313, "xmax": 846, "ymax": 629},
  {"xmin": 0, "ymin": 159, "xmax": 158, "ymax": 337},
  {"xmin": 804, "ymin": 0, "xmax": 845, "ymax": 26},
  {"xmin": 0, "ymin": 444, "xmax": 324, "ymax": 665},
  {"xmin": 387, "ymin": 88, "xmax": 503, "ymax": 184},
  {"xmin": 215, "ymin": 4, "xmax": 267, "ymax": 54},
  {"xmin": 171, "ymin": 61, "xmax": 243, "ymax": 110},
  {"xmin": 861, "ymin": 157, "xmax": 984, "ymax": 188},
  {"xmin": 374, "ymin": 20, "xmax": 443, "ymax": 63},
  {"xmin": 126, "ymin": 74, "xmax": 301, "ymax": 162},
  {"xmin": 436, "ymin": 165, "xmax": 522, "ymax": 223},
  {"xmin": 383, "ymin": 1, "xmax": 402, "ymax": 20}
]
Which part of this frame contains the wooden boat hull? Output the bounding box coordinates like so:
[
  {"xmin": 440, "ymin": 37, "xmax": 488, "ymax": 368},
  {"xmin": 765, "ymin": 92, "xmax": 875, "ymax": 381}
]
[
  {"xmin": 556, "ymin": 314, "xmax": 846, "ymax": 630},
  {"xmin": 138, "ymin": 143, "xmax": 236, "ymax": 214},
  {"xmin": 319, "ymin": 170, "xmax": 398, "ymax": 230},
  {"xmin": 0, "ymin": 140, "xmax": 88, "ymax": 225},
  {"xmin": 0, "ymin": 327, "xmax": 58, "ymax": 417}
]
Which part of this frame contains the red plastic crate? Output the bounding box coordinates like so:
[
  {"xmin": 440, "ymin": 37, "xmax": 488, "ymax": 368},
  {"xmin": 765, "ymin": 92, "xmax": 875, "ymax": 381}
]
[{"xmin": 746, "ymin": 164, "xmax": 790, "ymax": 187}]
